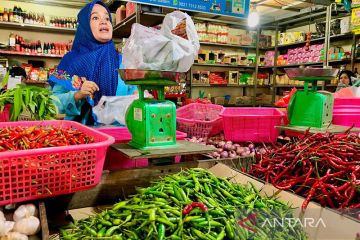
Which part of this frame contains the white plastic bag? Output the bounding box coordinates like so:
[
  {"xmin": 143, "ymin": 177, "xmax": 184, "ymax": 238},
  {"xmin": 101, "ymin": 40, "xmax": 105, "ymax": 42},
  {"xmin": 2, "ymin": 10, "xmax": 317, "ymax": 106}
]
[
  {"xmin": 93, "ymin": 95, "xmax": 138, "ymax": 125},
  {"xmin": 122, "ymin": 11, "xmax": 200, "ymax": 72},
  {"xmin": 93, "ymin": 92, "xmax": 152, "ymax": 125}
]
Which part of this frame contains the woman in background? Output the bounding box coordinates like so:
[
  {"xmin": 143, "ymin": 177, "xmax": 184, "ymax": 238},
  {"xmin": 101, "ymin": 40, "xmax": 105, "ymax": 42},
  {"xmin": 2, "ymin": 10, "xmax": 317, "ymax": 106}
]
[{"xmin": 335, "ymin": 70, "xmax": 355, "ymax": 92}]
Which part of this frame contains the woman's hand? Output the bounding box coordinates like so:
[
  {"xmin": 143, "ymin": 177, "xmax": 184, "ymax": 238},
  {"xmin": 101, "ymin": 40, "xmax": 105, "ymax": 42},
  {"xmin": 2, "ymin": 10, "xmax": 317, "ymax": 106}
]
[{"xmin": 74, "ymin": 78, "xmax": 99, "ymax": 101}]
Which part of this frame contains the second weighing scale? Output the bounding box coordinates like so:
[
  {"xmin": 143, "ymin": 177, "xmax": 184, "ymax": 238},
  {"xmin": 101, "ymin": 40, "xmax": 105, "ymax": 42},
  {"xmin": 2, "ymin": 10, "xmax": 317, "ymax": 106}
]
[{"xmin": 285, "ymin": 68, "xmax": 339, "ymax": 128}]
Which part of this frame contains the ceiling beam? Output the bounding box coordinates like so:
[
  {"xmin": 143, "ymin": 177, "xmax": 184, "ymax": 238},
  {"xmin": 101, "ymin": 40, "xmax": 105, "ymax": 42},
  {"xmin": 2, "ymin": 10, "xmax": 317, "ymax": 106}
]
[{"xmin": 261, "ymin": 4, "xmax": 301, "ymax": 12}]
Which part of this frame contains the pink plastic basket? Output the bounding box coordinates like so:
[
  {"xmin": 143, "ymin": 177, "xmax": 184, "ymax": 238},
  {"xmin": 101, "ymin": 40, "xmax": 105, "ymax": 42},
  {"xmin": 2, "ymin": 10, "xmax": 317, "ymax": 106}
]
[
  {"xmin": 176, "ymin": 103, "xmax": 224, "ymax": 138},
  {"xmin": 0, "ymin": 120, "xmax": 114, "ymax": 206},
  {"xmin": 220, "ymin": 108, "xmax": 285, "ymax": 143},
  {"xmin": 96, "ymin": 127, "xmax": 187, "ymax": 170},
  {"xmin": 0, "ymin": 104, "xmax": 11, "ymax": 122}
]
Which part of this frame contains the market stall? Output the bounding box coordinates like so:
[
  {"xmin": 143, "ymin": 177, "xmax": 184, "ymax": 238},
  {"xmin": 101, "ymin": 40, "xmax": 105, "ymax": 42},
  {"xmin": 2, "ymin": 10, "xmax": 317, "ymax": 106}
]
[{"xmin": 1, "ymin": 0, "xmax": 360, "ymax": 239}]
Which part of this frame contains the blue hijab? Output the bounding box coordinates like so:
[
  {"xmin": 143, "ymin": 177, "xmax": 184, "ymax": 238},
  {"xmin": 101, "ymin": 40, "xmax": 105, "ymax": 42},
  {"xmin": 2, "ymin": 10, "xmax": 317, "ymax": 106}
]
[{"xmin": 54, "ymin": 0, "xmax": 118, "ymax": 105}]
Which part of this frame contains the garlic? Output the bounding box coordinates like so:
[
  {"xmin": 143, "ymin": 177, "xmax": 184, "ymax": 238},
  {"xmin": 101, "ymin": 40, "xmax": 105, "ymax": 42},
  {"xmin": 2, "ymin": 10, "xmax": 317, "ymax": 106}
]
[
  {"xmin": 13, "ymin": 205, "xmax": 37, "ymax": 222},
  {"xmin": 0, "ymin": 220, "xmax": 15, "ymax": 237},
  {"xmin": 13, "ymin": 216, "xmax": 40, "ymax": 236},
  {"xmin": 0, "ymin": 232, "xmax": 28, "ymax": 240}
]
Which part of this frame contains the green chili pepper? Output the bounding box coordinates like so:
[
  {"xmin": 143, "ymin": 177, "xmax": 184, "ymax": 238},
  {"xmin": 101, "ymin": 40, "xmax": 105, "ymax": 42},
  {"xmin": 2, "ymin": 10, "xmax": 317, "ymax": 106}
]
[
  {"xmin": 99, "ymin": 218, "xmax": 113, "ymax": 227},
  {"xmin": 149, "ymin": 208, "xmax": 156, "ymax": 221},
  {"xmin": 204, "ymin": 182, "xmax": 211, "ymax": 196},
  {"xmin": 157, "ymin": 217, "xmax": 175, "ymax": 229},
  {"xmin": 84, "ymin": 225, "xmax": 97, "ymax": 237},
  {"xmin": 105, "ymin": 226, "xmax": 120, "ymax": 237},
  {"xmin": 158, "ymin": 223, "xmax": 166, "ymax": 240},
  {"xmin": 173, "ymin": 185, "xmax": 183, "ymax": 202},
  {"xmin": 192, "ymin": 174, "xmax": 201, "ymax": 192},
  {"xmin": 111, "ymin": 234, "xmax": 123, "ymax": 240},
  {"xmin": 112, "ymin": 200, "xmax": 129, "ymax": 211},
  {"xmin": 225, "ymin": 220, "xmax": 235, "ymax": 240},
  {"xmin": 112, "ymin": 218, "xmax": 121, "ymax": 225},
  {"xmin": 97, "ymin": 227, "xmax": 107, "ymax": 237},
  {"xmin": 216, "ymin": 228, "xmax": 226, "ymax": 240},
  {"xmin": 191, "ymin": 228, "xmax": 213, "ymax": 240}
]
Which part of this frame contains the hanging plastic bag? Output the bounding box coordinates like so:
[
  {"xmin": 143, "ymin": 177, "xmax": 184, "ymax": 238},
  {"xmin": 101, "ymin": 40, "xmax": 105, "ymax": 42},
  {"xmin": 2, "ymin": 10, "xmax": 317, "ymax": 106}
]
[
  {"xmin": 93, "ymin": 92, "xmax": 152, "ymax": 125},
  {"xmin": 275, "ymin": 87, "xmax": 297, "ymax": 107},
  {"xmin": 334, "ymin": 78, "xmax": 360, "ymax": 98},
  {"xmin": 122, "ymin": 11, "xmax": 200, "ymax": 72}
]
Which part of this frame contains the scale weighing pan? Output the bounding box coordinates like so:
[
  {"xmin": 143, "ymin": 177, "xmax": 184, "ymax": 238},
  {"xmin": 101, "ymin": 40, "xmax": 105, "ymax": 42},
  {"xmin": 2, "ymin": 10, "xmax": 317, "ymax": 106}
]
[
  {"xmin": 118, "ymin": 69, "xmax": 183, "ymax": 86},
  {"xmin": 285, "ymin": 68, "xmax": 339, "ymax": 81}
]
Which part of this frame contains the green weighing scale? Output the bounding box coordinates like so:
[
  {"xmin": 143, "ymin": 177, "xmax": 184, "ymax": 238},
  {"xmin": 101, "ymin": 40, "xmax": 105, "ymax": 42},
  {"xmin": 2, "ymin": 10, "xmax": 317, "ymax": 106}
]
[
  {"xmin": 118, "ymin": 69, "xmax": 180, "ymax": 150},
  {"xmin": 285, "ymin": 68, "xmax": 339, "ymax": 128}
]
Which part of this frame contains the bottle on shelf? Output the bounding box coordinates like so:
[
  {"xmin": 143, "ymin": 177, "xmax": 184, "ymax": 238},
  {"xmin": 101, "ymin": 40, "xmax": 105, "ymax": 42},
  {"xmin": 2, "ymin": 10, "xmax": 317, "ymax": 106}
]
[
  {"xmin": 8, "ymin": 9, "xmax": 14, "ymax": 22},
  {"xmin": 0, "ymin": 6, "xmax": 3, "ymax": 22},
  {"xmin": 18, "ymin": 7, "xmax": 24, "ymax": 23},
  {"xmin": 15, "ymin": 35, "xmax": 20, "ymax": 51},
  {"xmin": 3, "ymin": 8, "xmax": 8, "ymax": 22},
  {"xmin": 9, "ymin": 32, "xmax": 16, "ymax": 51}
]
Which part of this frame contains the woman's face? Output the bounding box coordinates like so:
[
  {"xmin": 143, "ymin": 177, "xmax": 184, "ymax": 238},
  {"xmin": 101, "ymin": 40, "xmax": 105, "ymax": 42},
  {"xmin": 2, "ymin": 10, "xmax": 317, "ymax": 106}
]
[
  {"xmin": 90, "ymin": 4, "xmax": 113, "ymax": 43},
  {"xmin": 340, "ymin": 73, "xmax": 350, "ymax": 85}
]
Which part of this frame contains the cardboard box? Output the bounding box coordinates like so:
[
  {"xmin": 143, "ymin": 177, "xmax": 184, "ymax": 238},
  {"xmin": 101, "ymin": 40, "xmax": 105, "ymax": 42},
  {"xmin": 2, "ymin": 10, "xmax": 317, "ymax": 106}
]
[
  {"xmin": 65, "ymin": 162, "xmax": 360, "ymax": 240},
  {"xmin": 227, "ymin": 71, "xmax": 239, "ymax": 85}
]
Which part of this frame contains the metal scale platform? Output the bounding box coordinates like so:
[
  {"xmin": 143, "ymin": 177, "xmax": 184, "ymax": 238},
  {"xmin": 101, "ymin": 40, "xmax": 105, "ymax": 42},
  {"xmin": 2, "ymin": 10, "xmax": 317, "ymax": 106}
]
[{"xmin": 113, "ymin": 69, "xmax": 214, "ymax": 165}]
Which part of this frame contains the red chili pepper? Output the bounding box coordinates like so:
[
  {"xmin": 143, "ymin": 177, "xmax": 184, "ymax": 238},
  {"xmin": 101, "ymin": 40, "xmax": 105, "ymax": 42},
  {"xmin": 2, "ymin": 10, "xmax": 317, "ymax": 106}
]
[{"xmin": 182, "ymin": 202, "xmax": 208, "ymax": 215}]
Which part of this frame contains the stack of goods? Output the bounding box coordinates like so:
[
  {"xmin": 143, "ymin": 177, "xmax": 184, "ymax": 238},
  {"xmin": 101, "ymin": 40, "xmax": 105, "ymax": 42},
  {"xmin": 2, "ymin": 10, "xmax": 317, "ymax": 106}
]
[
  {"xmin": 195, "ymin": 23, "xmax": 229, "ymax": 43},
  {"xmin": 257, "ymin": 73, "xmax": 270, "ymax": 86},
  {"xmin": 8, "ymin": 34, "xmax": 72, "ymax": 56},
  {"xmin": 278, "ymin": 31, "xmax": 305, "ymax": 45},
  {"xmin": 209, "ymin": 72, "xmax": 227, "ymax": 85},
  {"xmin": 60, "ymin": 168, "xmax": 307, "ymax": 240},
  {"xmin": 323, "ymin": 46, "xmax": 351, "ymax": 61},
  {"xmin": 264, "ymin": 51, "xmax": 275, "ymax": 66},
  {"xmin": 0, "ymin": 5, "xmax": 77, "ymax": 29},
  {"xmin": 126, "ymin": 2, "xmax": 136, "ymax": 17},
  {"xmin": 192, "ymin": 71, "xmax": 209, "ymax": 85},
  {"xmin": 22, "ymin": 64, "xmax": 54, "ymax": 83},
  {"xmin": 275, "ymin": 74, "xmax": 302, "ymax": 86},
  {"xmin": 277, "ymin": 44, "xmax": 324, "ymax": 65},
  {"xmin": 239, "ymin": 73, "xmax": 253, "ymax": 85}
]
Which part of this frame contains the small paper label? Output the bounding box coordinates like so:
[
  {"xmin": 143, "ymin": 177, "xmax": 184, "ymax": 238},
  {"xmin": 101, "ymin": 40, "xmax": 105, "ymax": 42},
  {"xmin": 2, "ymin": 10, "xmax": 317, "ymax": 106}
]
[{"xmin": 134, "ymin": 108, "xmax": 142, "ymax": 121}]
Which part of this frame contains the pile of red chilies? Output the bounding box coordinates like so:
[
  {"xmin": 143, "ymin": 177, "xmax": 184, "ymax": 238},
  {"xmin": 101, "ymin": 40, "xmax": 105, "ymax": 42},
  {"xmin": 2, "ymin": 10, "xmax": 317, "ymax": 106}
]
[
  {"xmin": 0, "ymin": 126, "xmax": 95, "ymax": 152},
  {"xmin": 249, "ymin": 129, "xmax": 360, "ymax": 212}
]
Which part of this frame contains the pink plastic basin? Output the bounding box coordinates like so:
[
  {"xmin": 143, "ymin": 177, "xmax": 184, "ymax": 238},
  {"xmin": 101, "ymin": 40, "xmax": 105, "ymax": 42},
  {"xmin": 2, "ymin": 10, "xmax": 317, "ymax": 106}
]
[
  {"xmin": 334, "ymin": 98, "xmax": 360, "ymax": 106},
  {"xmin": 220, "ymin": 108, "xmax": 285, "ymax": 143},
  {"xmin": 332, "ymin": 113, "xmax": 360, "ymax": 128},
  {"xmin": 96, "ymin": 127, "xmax": 187, "ymax": 170}
]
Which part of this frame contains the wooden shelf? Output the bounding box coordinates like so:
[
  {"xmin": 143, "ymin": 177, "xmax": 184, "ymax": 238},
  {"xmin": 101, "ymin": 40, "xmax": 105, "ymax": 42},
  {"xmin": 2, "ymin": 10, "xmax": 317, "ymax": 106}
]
[
  {"xmin": 0, "ymin": 50, "xmax": 63, "ymax": 58},
  {"xmin": 193, "ymin": 63, "xmax": 255, "ymax": 68},
  {"xmin": 165, "ymin": 93, "xmax": 186, "ymax": 98},
  {"xmin": 200, "ymin": 42, "xmax": 268, "ymax": 50},
  {"xmin": 0, "ymin": 21, "xmax": 76, "ymax": 34},
  {"xmin": 113, "ymin": 11, "xmax": 165, "ymax": 38}
]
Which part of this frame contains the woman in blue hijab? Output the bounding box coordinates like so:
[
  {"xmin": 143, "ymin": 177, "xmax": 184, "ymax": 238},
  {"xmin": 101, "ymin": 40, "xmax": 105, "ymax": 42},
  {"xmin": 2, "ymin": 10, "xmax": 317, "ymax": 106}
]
[{"xmin": 49, "ymin": 0, "xmax": 136, "ymax": 125}]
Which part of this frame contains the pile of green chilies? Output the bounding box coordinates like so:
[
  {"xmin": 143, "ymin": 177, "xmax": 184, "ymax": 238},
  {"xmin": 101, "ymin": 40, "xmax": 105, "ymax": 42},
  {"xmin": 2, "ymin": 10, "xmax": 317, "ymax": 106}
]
[{"xmin": 60, "ymin": 168, "xmax": 307, "ymax": 240}]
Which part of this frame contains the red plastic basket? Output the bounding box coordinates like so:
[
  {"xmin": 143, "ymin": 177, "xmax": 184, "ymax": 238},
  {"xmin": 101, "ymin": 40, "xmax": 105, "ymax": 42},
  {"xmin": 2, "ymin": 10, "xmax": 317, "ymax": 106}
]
[
  {"xmin": 0, "ymin": 120, "xmax": 114, "ymax": 206},
  {"xmin": 220, "ymin": 108, "xmax": 285, "ymax": 143},
  {"xmin": 176, "ymin": 103, "xmax": 224, "ymax": 138},
  {"xmin": 0, "ymin": 104, "xmax": 11, "ymax": 122}
]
